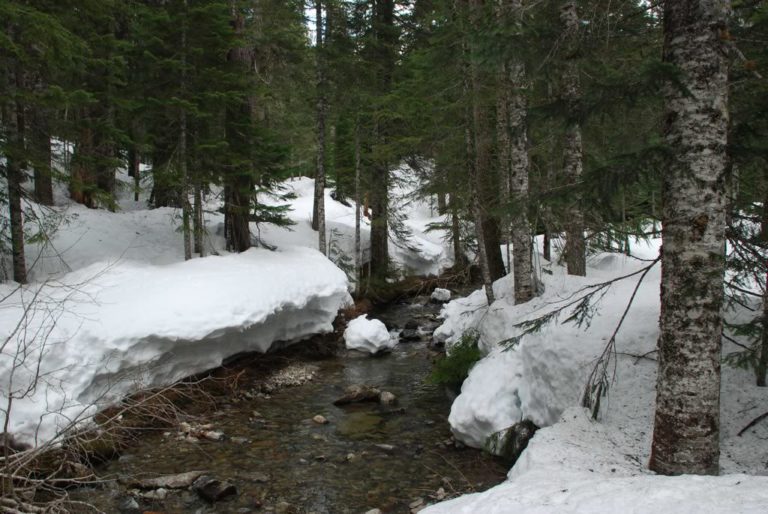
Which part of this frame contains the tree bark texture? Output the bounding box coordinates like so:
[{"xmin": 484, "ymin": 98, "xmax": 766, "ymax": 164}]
[
  {"xmin": 649, "ymin": 0, "xmax": 730, "ymax": 476},
  {"xmin": 498, "ymin": 0, "xmax": 534, "ymax": 304},
  {"xmin": 313, "ymin": 0, "xmax": 327, "ymax": 255},
  {"xmin": 561, "ymin": 0, "xmax": 586, "ymax": 277}
]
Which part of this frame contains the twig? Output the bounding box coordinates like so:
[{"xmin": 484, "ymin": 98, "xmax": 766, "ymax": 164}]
[{"xmin": 738, "ymin": 411, "xmax": 768, "ymax": 437}]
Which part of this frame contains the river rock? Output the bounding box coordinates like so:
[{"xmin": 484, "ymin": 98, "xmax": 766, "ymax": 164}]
[
  {"xmin": 365, "ymin": 509, "xmax": 383, "ymax": 514},
  {"xmin": 378, "ymin": 391, "xmax": 397, "ymax": 405},
  {"xmin": 192, "ymin": 475, "xmax": 238, "ymax": 502},
  {"xmin": 404, "ymin": 319, "xmax": 419, "ymax": 330},
  {"xmin": 127, "ymin": 470, "xmax": 206, "ymax": 490},
  {"xmin": 312, "ymin": 414, "xmax": 329, "ymax": 424},
  {"xmin": 116, "ymin": 495, "xmax": 140, "ymax": 514},
  {"xmin": 333, "ymin": 384, "xmax": 381, "ymax": 405},
  {"xmin": 400, "ymin": 329, "xmax": 421, "ymax": 342}
]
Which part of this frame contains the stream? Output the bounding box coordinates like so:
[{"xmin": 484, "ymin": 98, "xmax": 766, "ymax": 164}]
[{"xmin": 73, "ymin": 295, "xmax": 507, "ymax": 513}]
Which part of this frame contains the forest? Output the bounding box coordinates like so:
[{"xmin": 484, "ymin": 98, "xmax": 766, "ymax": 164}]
[{"xmin": 1, "ymin": 0, "xmax": 768, "ymax": 513}]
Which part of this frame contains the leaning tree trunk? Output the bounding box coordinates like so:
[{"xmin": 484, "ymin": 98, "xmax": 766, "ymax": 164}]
[
  {"xmin": 313, "ymin": 0, "xmax": 327, "ymax": 255},
  {"xmin": 561, "ymin": 0, "xmax": 586, "ymax": 277},
  {"xmin": 649, "ymin": 0, "xmax": 730, "ymax": 476}
]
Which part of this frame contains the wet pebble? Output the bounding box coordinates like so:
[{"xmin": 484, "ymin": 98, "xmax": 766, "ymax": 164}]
[{"xmin": 312, "ymin": 414, "xmax": 329, "ymax": 424}]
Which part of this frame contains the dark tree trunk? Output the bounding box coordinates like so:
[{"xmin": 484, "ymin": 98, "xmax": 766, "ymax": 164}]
[
  {"xmin": 313, "ymin": 0, "xmax": 327, "ymax": 254},
  {"xmin": 224, "ymin": 4, "xmax": 254, "ymax": 253},
  {"xmin": 5, "ymin": 66, "xmax": 28, "ymax": 283},
  {"xmin": 369, "ymin": 0, "xmax": 396, "ymax": 279},
  {"xmin": 128, "ymin": 144, "xmax": 140, "ymax": 202},
  {"xmin": 30, "ymin": 105, "xmax": 53, "ymax": 206},
  {"xmin": 757, "ymin": 186, "xmax": 768, "ymax": 387},
  {"xmin": 561, "ymin": 1, "xmax": 586, "ymax": 277},
  {"xmin": 649, "ymin": 0, "xmax": 730, "ymax": 476}
]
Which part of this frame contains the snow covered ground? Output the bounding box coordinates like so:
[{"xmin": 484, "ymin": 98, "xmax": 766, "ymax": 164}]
[
  {"xmin": 1, "ymin": 162, "xmax": 452, "ymax": 446},
  {"xmin": 424, "ymin": 236, "xmax": 768, "ymax": 513}
]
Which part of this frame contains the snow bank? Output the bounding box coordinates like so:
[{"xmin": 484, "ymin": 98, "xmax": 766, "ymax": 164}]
[
  {"xmin": 343, "ymin": 315, "xmax": 396, "ymax": 354},
  {"xmin": 0, "ymin": 247, "xmax": 351, "ymax": 445},
  {"xmin": 425, "ymin": 235, "xmax": 768, "ymax": 512},
  {"xmin": 426, "ymin": 410, "xmax": 768, "ymax": 514}
]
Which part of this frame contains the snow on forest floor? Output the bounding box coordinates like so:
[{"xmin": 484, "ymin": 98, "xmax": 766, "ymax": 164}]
[
  {"xmin": 0, "ymin": 163, "xmax": 452, "ymax": 446},
  {"xmin": 424, "ymin": 236, "xmax": 768, "ymax": 513}
]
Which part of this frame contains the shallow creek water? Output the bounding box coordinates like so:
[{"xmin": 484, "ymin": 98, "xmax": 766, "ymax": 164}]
[{"xmin": 76, "ymin": 298, "xmax": 507, "ymax": 513}]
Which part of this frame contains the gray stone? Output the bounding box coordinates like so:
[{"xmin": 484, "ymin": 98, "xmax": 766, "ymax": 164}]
[
  {"xmin": 126, "ymin": 470, "xmax": 206, "ymax": 490},
  {"xmin": 116, "ymin": 495, "xmax": 140, "ymax": 514},
  {"xmin": 192, "ymin": 475, "xmax": 238, "ymax": 503},
  {"xmin": 400, "ymin": 329, "xmax": 421, "ymax": 341},
  {"xmin": 333, "ymin": 384, "xmax": 381, "ymax": 406}
]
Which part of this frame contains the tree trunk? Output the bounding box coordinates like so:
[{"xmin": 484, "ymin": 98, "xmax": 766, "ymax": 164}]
[
  {"xmin": 128, "ymin": 143, "xmax": 140, "ymax": 202},
  {"xmin": 369, "ymin": 0, "xmax": 396, "ymax": 280},
  {"xmin": 757, "ymin": 186, "xmax": 768, "ymax": 387},
  {"xmin": 354, "ymin": 120, "xmax": 362, "ymax": 292},
  {"xmin": 5, "ymin": 65, "xmax": 27, "ymax": 284},
  {"xmin": 71, "ymin": 122, "xmax": 97, "ymax": 208},
  {"xmin": 313, "ymin": 0, "xmax": 327, "ymax": 255},
  {"xmin": 649, "ymin": 0, "xmax": 730, "ymax": 476},
  {"xmin": 498, "ymin": 0, "xmax": 534, "ymax": 304},
  {"xmin": 194, "ymin": 181, "xmax": 204, "ymax": 256},
  {"xmin": 30, "ymin": 104, "xmax": 53, "ymax": 206},
  {"xmin": 561, "ymin": 1, "xmax": 586, "ymax": 277},
  {"xmin": 224, "ymin": 3, "xmax": 253, "ymax": 253},
  {"xmin": 180, "ymin": 0, "xmax": 192, "ymax": 261},
  {"xmin": 450, "ymin": 194, "xmax": 465, "ymax": 268}
]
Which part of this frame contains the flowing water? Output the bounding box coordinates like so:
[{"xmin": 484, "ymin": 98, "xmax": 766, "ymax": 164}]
[{"xmin": 75, "ymin": 297, "xmax": 506, "ymax": 513}]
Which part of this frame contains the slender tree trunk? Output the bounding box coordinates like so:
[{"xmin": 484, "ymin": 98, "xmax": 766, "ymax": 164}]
[
  {"xmin": 5, "ymin": 65, "xmax": 27, "ymax": 284},
  {"xmin": 757, "ymin": 188, "xmax": 768, "ymax": 387},
  {"xmin": 194, "ymin": 182, "xmax": 204, "ymax": 256},
  {"xmin": 180, "ymin": 0, "xmax": 192, "ymax": 261},
  {"xmin": 450, "ymin": 194, "xmax": 465, "ymax": 268},
  {"xmin": 561, "ymin": 0, "xmax": 586, "ymax": 277},
  {"xmin": 71, "ymin": 122, "xmax": 96, "ymax": 208},
  {"xmin": 649, "ymin": 0, "xmax": 730, "ymax": 476},
  {"xmin": 313, "ymin": 0, "xmax": 327, "ymax": 255},
  {"xmin": 354, "ymin": 120, "xmax": 362, "ymax": 292},
  {"xmin": 128, "ymin": 143, "xmax": 140, "ymax": 202},
  {"xmin": 30, "ymin": 105, "xmax": 53, "ymax": 206}
]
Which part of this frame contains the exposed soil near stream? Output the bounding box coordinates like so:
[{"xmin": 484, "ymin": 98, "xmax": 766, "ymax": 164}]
[{"xmin": 71, "ymin": 295, "xmax": 507, "ymax": 513}]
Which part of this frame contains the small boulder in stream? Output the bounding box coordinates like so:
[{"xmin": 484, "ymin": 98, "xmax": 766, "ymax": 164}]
[
  {"xmin": 400, "ymin": 329, "xmax": 421, "ymax": 342},
  {"xmin": 192, "ymin": 475, "xmax": 238, "ymax": 503},
  {"xmin": 333, "ymin": 384, "xmax": 382, "ymax": 405}
]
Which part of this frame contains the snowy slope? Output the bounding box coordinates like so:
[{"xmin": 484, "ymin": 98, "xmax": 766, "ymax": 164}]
[{"xmin": 424, "ymin": 236, "xmax": 768, "ymax": 512}]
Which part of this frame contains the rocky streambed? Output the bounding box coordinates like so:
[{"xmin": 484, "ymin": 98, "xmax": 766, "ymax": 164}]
[{"xmin": 72, "ymin": 294, "xmax": 506, "ymax": 513}]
